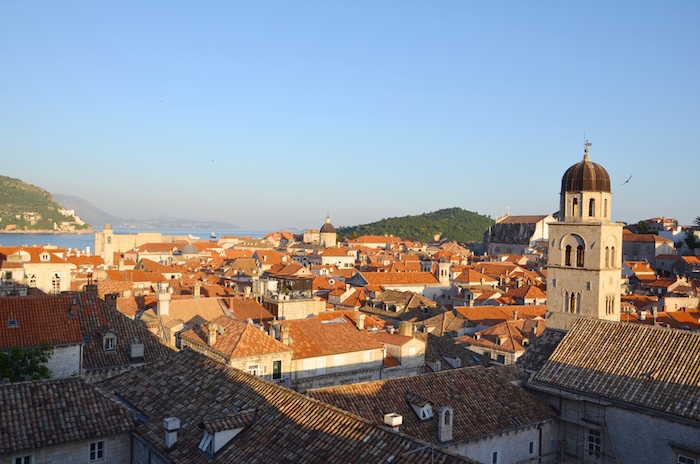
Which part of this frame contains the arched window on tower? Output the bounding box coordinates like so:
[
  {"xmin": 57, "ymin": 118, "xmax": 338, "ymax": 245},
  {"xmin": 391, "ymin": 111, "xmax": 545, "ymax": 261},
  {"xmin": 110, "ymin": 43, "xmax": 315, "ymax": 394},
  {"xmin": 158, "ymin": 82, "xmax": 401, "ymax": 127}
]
[
  {"xmin": 572, "ymin": 198, "xmax": 579, "ymax": 217},
  {"xmin": 611, "ymin": 247, "xmax": 616, "ymax": 267},
  {"xmin": 570, "ymin": 292, "xmax": 577, "ymax": 314},
  {"xmin": 605, "ymin": 247, "xmax": 610, "ymax": 268},
  {"xmin": 565, "ymin": 245, "xmax": 572, "ymax": 266},
  {"xmin": 576, "ymin": 245, "xmax": 584, "ymax": 267},
  {"xmin": 603, "ymin": 199, "xmax": 608, "ymax": 218},
  {"xmin": 589, "ymin": 198, "xmax": 595, "ymax": 217},
  {"xmin": 107, "ymin": 236, "xmax": 111, "ymax": 244}
]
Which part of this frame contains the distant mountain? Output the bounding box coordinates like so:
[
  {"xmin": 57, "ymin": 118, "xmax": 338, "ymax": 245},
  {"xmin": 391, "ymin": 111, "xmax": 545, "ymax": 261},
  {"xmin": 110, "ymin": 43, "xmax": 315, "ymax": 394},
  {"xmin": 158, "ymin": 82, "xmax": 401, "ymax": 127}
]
[
  {"xmin": 0, "ymin": 176, "xmax": 91, "ymax": 232},
  {"xmin": 53, "ymin": 193, "xmax": 240, "ymax": 231},
  {"xmin": 52, "ymin": 194, "xmax": 123, "ymax": 228},
  {"xmin": 336, "ymin": 207, "xmax": 494, "ymax": 243}
]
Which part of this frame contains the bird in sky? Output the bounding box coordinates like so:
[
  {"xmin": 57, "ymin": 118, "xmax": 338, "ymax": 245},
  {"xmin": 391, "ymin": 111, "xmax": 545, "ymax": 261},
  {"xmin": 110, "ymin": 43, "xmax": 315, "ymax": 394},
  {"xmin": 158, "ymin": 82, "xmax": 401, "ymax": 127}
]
[{"xmin": 620, "ymin": 175, "xmax": 632, "ymax": 186}]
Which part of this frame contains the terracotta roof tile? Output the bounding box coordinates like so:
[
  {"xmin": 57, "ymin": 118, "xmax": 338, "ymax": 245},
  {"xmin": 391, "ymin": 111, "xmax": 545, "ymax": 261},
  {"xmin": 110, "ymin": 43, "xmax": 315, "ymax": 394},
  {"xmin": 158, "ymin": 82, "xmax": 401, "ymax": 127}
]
[
  {"xmin": 309, "ymin": 364, "xmax": 556, "ymax": 445},
  {"xmin": 98, "ymin": 349, "xmax": 474, "ymax": 463},
  {"xmin": 0, "ymin": 378, "xmax": 136, "ymax": 454}
]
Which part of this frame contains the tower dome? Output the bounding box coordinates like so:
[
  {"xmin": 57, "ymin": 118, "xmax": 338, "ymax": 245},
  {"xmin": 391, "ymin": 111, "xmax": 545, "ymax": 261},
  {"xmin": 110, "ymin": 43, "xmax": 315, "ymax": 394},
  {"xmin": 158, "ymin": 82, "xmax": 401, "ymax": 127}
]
[
  {"xmin": 561, "ymin": 149, "xmax": 611, "ymax": 193},
  {"xmin": 320, "ymin": 214, "xmax": 335, "ymax": 234}
]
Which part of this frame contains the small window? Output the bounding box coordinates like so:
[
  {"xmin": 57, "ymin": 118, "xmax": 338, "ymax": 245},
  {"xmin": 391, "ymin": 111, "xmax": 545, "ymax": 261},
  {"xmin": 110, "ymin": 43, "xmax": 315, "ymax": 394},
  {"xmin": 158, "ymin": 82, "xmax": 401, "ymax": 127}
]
[
  {"xmin": 678, "ymin": 455, "xmax": 697, "ymax": 464},
  {"xmin": 587, "ymin": 429, "xmax": 601, "ymax": 456},
  {"xmin": 90, "ymin": 441, "xmax": 104, "ymax": 461},
  {"xmin": 8, "ymin": 319, "xmax": 18, "ymax": 329},
  {"xmin": 565, "ymin": 245, "xmax": 572, "ymax": 266},
  {"xmin": 14, "ymin": 456, "xmax": 32, "ymax": 464},
  {"xmin": 529, "ymin": 440, "xmax": 535, "ymax": 454},
  {"xmin": 589, "ymin": 198, "xmax": 595, "ymax": 217},
  {"xmin": 491, "ymin": 450, "xmax": 499, "ymax": 464},
  {"xmin": 104, "ymin": 336, "xmax": 116, "ymax": 351},
  {"xmin": 497, "ymin": 355, "xmax": 505, "ymax": 364},
  {"xmin": 248, "ymin": 364, "xmax": 259, "ymax": 376}
]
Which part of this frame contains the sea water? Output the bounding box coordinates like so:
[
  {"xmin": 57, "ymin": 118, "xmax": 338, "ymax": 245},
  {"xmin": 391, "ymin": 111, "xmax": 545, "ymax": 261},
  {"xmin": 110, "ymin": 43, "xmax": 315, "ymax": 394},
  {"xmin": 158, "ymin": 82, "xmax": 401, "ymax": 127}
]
[{"xmin": 0, "ymin": 228, "xmax": 269, "ymax": 252}]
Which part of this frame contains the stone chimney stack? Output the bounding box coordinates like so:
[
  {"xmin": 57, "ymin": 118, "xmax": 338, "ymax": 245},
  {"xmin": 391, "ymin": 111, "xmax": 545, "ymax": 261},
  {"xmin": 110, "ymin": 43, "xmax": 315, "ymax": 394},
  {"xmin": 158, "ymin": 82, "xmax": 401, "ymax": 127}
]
[
  {"xmin": 156, "ymin": 284, "xmax": 171, "ymax": 317},
  {"xmin": 194, "ymin": 282, "xmax": 201, "ymax": 299},
  {"xmin": 269, "ymin": 320, "xmax": 279, "ymax": 339},
  {"xmin": 399, "ymin": 321, "xmax": 412, "ymax": 337},
  {"xmin": 437, "ymin": 406, "xmax": 454, "ymax": 443},
  {"xmin": 163, "ymin": 417, "xmax": 180, "ymax": 449},
  {"xmin": 513, "ymin": 310, "xmax": 518, "ymax": 320},
  {"xmin": 357, "ymin": 313, "xmax": 365, "ymax": 331},
  {"xmin": 118, "ymin": 257, "xmax": 124, "ymax": 271},
  {"xmin": 280, "ymin": 323, "xmax": 290, "ymax": 345},
  {"xmin": 207, "ymin": 321, "xmax": 218, "ymax": 346}
]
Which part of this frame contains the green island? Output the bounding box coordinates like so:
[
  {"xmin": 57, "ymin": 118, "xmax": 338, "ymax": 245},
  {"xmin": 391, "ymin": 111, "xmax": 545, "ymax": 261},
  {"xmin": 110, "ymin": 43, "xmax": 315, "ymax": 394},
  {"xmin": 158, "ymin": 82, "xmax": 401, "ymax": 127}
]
[{"xmin": 336, "ymin": 207, "xmax": 494, "ymax": 243}]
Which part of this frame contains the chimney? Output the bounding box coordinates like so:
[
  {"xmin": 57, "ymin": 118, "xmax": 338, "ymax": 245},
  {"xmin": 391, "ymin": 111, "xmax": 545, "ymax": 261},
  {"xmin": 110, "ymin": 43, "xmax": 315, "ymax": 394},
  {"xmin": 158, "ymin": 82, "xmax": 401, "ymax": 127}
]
[
  {"xmin": 389, "ymin": 326, "xmax": 395, "ymax": 334},
  {"xmin": 437, "ymin": 406, "xmax": 454, "ymax": 443},
  {"xmin": 280, "ymin": 323, "xmax": 290, "ymax": 345},
  {"xmin": 130, "ymin": 342, "xmax": 144, "ymax": 360},
  {"xmin": 163, "ymin": 417, "xmax": 180, "ymax": 449},
  {"xmin": 399, "ymin": 321, "xmax": 412, "ymax": 337},
  {"xmin": 640, "ymin": 311, "xmax": 647, "ymax": 321},
  {"xmin": 118, "ymin": 257, "xmax": 124, "ymax": 271},
  {"xmin": 194, "ymin": 282, "xmax": 201, "ymax": 299},
  {"xmin": 513, "ymin": 310, "xmax": 518, "ymax": 320},
  {"xmin": 244, "ymin": 286, "xmax": 251, "ymax": 297},
  {"xmin": 345, "ymin": 284, "xmax": 350, "ymax": 293},
  {"xmin": 357, "ymin": 313, "xmax": 365, "ymax": 331},
  {"xmin": 269, "ymin": 320, "xmax": 279, "ymax": 339},
  {"xmin": 156, "ymin": 284, "xmax": 171, "ymax": 317},
  {"xmin": 105, "ymin": 293, "xmax": 118, "ymax": 309},
  {"xmin": 207, "ymin": 321, "xmax": 218, "ymax": 346},
  {"xmin": 384, "ymin": 413, "xmax": 402, "ymax": 432}
]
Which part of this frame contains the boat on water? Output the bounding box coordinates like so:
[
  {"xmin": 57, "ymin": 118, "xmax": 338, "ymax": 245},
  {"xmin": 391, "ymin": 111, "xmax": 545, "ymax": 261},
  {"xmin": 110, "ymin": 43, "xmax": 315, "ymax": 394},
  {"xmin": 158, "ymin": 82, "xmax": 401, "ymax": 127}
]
[
  {"xmin": 210, "ymin": 232, "xmax": 217, "ymax": 239},
  {"xmin": 187, "ymin": 234, "xmax": 200, "ymax": 241}
]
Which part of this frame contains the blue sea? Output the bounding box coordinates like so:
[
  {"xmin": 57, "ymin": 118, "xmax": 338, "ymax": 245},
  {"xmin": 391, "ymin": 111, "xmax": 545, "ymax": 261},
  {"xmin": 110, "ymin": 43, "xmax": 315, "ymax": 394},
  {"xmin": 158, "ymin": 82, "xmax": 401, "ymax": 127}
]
[{"xmin": 0, "ymin": 228, "xmax": 268, "ymax": 252}]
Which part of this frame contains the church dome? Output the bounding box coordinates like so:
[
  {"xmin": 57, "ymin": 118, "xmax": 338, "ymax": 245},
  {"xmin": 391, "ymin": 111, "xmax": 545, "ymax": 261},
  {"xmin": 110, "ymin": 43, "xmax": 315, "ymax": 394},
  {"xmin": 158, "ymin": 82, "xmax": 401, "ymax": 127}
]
[
  {"xmin": 182, "ymin": 243, "xmax": 198, "ymax": 255},
  {"xmin": 320, "ymin": 215, "xmax": 335, "ymax": 234},
  {"xmin": 561, "ymin": 150, "xmax": 610, "ymax": 193}
]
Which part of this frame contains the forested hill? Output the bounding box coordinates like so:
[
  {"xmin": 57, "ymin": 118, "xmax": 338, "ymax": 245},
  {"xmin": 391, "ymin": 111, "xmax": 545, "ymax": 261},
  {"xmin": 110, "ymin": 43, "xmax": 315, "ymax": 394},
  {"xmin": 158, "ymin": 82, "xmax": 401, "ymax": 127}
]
[
  {"xmin": 336, "ymin": 208, "xmax": 494, "ymax": 243},
  {"xmin": 0, "ymin": 175, "xmax": 91, "ymax": 232}
]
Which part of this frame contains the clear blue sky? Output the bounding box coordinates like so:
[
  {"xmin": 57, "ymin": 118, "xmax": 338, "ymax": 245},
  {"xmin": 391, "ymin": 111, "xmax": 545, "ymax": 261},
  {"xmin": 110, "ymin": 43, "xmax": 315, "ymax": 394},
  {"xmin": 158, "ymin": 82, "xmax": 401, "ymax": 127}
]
[{"xmin": 2, "ymin": 1, "xmax": 698, "ymax": 230}]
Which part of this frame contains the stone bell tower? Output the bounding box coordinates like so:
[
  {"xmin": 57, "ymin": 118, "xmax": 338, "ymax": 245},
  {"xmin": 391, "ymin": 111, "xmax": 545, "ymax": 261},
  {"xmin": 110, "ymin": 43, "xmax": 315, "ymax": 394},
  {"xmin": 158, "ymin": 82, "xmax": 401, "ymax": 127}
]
[{"xmin": 546, "ymin": 143, "xmax": 622, "ymax": 330}]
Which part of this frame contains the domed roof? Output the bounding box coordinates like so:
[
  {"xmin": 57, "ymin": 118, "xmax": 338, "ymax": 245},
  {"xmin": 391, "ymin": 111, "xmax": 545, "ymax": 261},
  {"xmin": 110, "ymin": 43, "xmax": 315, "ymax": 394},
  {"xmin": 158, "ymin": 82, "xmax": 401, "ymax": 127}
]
[
  {"xmin": 561, "ymin": 150, "xmax": 610, "ymax": 193},
  {"xmin": 320, "ymin": 214, "xmax": 335, "ymax": 234},
  {"xmin": 182, "ymin": 243, "xmax": 198, "ymax": 254}
]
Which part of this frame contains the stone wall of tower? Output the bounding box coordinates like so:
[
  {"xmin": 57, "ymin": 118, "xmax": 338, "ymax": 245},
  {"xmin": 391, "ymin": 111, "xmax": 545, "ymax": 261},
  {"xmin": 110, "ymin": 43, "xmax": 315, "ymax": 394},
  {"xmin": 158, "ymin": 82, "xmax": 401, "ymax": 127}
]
[
  {"xmin": 319, "ymin": 232, "xmax": 336, "ymax": 247},
  {"xmin": 546, "ymin": 221, "xmax": 622, "ymax": 331}
]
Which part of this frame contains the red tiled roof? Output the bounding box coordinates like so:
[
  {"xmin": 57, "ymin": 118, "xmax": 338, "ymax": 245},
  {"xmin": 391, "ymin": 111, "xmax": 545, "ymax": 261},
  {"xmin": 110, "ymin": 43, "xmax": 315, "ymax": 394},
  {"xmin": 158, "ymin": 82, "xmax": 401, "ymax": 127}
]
[
  {"xmin": 180, "ymin": 316, "xmax": 291, "ymax": 358},
  {"xmin": 0, "ymin": 297, "xmax": 83, "ymax": 349}
]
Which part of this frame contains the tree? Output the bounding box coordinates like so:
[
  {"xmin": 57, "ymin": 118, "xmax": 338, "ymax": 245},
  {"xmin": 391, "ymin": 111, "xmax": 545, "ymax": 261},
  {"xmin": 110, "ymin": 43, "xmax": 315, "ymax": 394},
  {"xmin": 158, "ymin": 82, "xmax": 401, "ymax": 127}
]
[
  {"xmin": 0, "ymin": 344, "xmax": 52, "ymax": 382},
  {"xmin": 685, "ymin": 233, "xmax": 700, "ymax": 251},
  {"xmin": 636, "ymin": 220, "xmax": 652, "ymax": 234},
  {"xmin": 694, "ymin": 216, "xmax": 700, "ymax": 227}
]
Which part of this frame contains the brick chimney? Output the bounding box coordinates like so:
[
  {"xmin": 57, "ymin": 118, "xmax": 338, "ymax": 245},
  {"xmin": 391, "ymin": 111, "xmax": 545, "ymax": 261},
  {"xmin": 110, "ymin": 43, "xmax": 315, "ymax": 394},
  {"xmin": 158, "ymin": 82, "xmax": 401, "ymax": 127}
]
[
  {"xmin": 207, "ymin": 321, "xmax": 218, "ymax": 346},
  {"xmin": 163, "ymin": 417, "xmax": 180, "ymax": 449}
]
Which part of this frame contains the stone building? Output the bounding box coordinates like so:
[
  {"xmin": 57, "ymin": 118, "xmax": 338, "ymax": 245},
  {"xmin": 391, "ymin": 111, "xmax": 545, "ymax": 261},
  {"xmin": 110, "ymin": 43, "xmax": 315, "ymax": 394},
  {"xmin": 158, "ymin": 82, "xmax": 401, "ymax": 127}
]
[
  {"xmin": 485, "ymin": 214, "xmax": 556, "ymax": 255},
  {"xmin": 546, "ymin": 148, "xmax": 623, "ymax": 330},
  {"xmin": 319, "ymin": 214, "xmax": 337, "ymax": 247},
  {"xmin": 309, "ymin": 364, "xmax": 558, "ymax": 464},
  {"xmin": 0, "ymin": 378, "xmax": 135, "ymax": 464},
  {"xmin": 528, "ymin": 318, "xmax": 700, "ymax": 463}
]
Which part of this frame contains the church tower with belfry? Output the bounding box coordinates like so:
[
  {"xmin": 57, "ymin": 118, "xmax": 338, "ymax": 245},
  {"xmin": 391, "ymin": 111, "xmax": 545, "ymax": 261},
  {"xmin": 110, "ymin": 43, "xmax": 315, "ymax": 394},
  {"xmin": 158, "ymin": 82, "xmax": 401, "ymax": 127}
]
[{"xmin": 546, "ymin": 142, "xmax": 622, "ymax": 330}]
